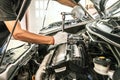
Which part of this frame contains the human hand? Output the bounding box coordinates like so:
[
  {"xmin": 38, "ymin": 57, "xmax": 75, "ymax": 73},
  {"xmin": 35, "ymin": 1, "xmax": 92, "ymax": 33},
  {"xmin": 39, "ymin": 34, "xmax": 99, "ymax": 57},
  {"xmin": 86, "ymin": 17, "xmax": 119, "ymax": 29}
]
[
  {"xmin": 53, "ymin": 31, "xmax": 68, "ymax": 45},
  {"xmin": 71, "ymin": 5, "xmax": 85, "ymax": 20}
]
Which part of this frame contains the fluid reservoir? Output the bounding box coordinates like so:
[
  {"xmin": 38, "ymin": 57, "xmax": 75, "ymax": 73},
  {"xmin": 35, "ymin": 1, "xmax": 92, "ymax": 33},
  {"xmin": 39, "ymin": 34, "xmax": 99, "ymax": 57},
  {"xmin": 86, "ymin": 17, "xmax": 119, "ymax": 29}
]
[{"xmin": 93, "ymin": 56, "xmax": 111, "ymax": 75}]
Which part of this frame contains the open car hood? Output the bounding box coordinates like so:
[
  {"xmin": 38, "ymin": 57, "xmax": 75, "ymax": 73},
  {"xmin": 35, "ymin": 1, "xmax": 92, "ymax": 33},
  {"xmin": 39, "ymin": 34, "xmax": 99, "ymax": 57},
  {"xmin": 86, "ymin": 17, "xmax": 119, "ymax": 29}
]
[{"xmin": 91, "ymin": 0, "xmax": 120, "ymax": 18}]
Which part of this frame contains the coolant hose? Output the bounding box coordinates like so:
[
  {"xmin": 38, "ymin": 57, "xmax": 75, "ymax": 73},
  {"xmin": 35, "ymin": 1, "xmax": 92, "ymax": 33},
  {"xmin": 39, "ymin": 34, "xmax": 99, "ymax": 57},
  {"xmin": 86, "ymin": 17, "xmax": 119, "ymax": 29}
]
[{"xmin": 35, "ymin": 53, "xmax": 51, "ymax": 80}]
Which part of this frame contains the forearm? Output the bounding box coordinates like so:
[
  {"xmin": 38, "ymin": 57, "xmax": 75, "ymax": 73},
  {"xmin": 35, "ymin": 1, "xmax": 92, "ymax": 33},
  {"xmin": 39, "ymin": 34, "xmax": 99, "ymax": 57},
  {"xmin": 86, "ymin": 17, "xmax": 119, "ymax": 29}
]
[
  {"xmin": 4, "ymin": 21, "xmax": 54, "ymax": 45},
  {"xmin": 13, "ymin": 30, "xmax": 54, "ymax": 45},
  {"xmin": 56, "ymin": 0, "xmax": 78, "ymax": 8}
]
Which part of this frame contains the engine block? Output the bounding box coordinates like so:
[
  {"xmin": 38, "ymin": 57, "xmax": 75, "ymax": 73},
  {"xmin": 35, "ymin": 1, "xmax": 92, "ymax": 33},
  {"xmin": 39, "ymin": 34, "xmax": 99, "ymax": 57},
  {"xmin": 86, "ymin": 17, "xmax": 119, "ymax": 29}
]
[{"xmin": 44, "ymin": 34, "xmax": 88, "ymax": 79}]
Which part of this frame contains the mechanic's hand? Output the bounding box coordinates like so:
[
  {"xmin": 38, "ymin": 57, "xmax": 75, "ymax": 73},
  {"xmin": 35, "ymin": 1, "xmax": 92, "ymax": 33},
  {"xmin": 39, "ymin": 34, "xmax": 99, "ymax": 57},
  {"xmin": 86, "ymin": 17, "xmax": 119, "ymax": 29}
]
[
  {"xmin": 71, "ymin": 5, "xmax": 85, "ymax": 19},
  {"xmin": 53, "ymin": 31, "xmax": 68, "ymax": 45}
]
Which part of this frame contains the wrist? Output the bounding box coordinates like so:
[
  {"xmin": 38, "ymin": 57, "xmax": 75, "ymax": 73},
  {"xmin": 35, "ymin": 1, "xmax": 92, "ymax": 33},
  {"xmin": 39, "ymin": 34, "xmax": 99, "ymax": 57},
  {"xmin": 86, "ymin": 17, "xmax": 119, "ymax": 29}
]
[
  {"xmin": 50, "ymin": 36, "xmax": 54, "ymax": 45},
  {"xmin": 73, "ymin": 5, "xmax": 79, "ymax": 8},
  {"xmin": 71, "ymin": 4, "xmax": 78, "ymax": 8}
]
